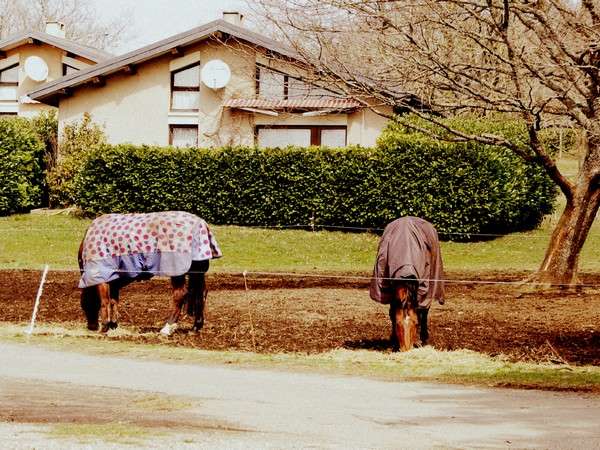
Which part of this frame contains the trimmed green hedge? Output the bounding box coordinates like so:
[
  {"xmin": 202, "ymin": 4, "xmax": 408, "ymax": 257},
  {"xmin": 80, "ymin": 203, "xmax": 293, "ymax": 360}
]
[
  {"xmin": 72, "ymin": 134, "xmax": 556, "ymax": 236},
  {"xmin": 0, "ymin": 117, "xmax": 45, "ymax": 215}
]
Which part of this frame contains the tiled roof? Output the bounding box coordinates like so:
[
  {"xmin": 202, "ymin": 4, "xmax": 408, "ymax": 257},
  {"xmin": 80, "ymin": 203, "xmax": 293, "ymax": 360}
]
[{"xmin": 223, "ymin": 98, "xmax": 361, "ymax": 109}]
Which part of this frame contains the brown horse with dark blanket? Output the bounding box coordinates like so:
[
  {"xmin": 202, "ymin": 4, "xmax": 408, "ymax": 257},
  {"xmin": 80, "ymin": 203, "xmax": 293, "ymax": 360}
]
[{"xmin": 370, "ymin": 217, "xmax": 445, "ymax": 351}]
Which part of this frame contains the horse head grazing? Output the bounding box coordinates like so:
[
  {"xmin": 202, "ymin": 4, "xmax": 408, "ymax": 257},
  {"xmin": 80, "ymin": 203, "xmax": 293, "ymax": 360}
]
[{"xmin": 391, "ymin": 278, "xmax": 419, "ymax": 352}]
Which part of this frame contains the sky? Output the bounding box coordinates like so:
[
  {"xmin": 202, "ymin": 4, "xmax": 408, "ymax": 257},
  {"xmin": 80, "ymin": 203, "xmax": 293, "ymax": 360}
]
[{"xmin": 91, "ymin": 0, "xmax": 251, "ymax": 54}]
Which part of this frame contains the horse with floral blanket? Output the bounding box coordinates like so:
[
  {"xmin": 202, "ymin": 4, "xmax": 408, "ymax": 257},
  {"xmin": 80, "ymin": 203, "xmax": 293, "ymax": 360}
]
[{"xmin": 78, "ymin": 211, "xmax": 222, "ymax": 334}]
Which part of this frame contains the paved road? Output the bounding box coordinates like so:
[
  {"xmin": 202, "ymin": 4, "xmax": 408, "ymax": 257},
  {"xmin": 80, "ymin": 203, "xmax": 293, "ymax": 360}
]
[{"xmin": 1, "ymin": 342, "xmax": 599, "ymax": 449}]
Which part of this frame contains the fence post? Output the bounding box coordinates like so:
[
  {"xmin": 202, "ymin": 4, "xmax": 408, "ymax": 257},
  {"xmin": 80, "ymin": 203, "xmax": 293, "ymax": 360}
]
[{"xmin": 25, "ymin": 264, "xmax": 50, "ymax": 335}]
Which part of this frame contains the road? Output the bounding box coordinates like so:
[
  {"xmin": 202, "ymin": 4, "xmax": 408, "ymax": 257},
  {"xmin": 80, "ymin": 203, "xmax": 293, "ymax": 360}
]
[{"xmin": 0, "ymin": 341, "xmax": 599, "ymax": 449}]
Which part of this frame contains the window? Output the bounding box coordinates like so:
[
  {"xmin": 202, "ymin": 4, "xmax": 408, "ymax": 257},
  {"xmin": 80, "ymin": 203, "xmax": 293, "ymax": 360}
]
[
  {"xmin": 171, "ymin": 63, "xmax": 200, "ymax": 111},
  {"xmin": 258, "ymin": 128, "xmax": 311, "ymax": 147},
  {"xmin": 258, "ymin": 66, "xmax": 285, "ymax": 99},
  {"xmin": 287, "ymin": 76, "xmax": 334, "ymax": 99},
  {"xmin": 63, "ymin": 64, "xmax": 78, "ymax": 76},
  {"xmin": 257, "ymin": 64, "xmax": 339, "ymax": 100},
  {"xmin": 320, "ymin": 128, "xmax": 347, "ymax": 147},
  {"xmin": 0, "ymin": 64, "xmax": 18, "ymax": 102},
  {"xmin": 256, "ymin": 126, "xmax": 347, "ymax": 148},
  {"xmin": 170, "ymin": 125, "xmax": 198, "ymax": 147}
]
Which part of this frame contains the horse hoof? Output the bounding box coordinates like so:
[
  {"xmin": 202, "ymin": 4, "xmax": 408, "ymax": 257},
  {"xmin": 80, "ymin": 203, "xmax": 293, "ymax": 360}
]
[
  {"xmin": 160, "ymin": 322, "xmax": 178, "ymax": 336},
  {"xmin": 108, "ymin": 321, "xmax": 118, "ymax": 330},
  {"xmin": 100, "ymin": 324, "xmax": 109, "ymax": 333},
  {"xmin": 87, "ymin": 323, "xmax": 99, "ymax": 331}
]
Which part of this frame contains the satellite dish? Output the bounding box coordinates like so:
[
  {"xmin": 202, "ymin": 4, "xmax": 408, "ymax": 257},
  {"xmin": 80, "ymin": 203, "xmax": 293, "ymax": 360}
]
[
  {"xmin": 24, "ymin": 56, "xmax": 49, "ymax": 82},
  {"xmin": 201, "ymin": 59, "xmax": 231, "ymax": 89}
]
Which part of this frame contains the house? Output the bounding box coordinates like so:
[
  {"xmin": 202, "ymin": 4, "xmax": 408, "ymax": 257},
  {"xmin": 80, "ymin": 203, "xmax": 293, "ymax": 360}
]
[
  {"xmin": 0, "ymin": 21, "xmax": 111, "ymax": 117},
  {"xmin": 28, "ymin": 13, "xmax": 390, "ymax": 148}
]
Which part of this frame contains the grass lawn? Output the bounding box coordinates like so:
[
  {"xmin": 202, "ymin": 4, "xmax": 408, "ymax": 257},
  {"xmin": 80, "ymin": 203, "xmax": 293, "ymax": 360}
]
[
  {"xmin": 1, "ymin": 201, "xmax": 600, "ymax": 274},
  {"xmin": 1, "ymin": 205, "xmax": 600, "ymax": 273}
]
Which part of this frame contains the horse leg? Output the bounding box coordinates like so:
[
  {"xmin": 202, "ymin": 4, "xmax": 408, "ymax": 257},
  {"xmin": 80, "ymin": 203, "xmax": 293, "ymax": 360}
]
[
  {"xmin": 81, "ymin": 287, "xmax": 100, "ymax": 331},
  {"xmin": 108, "ymin": 281, "xmax": 120, "ymax": 330},
  {"xmin": 97, "ymin": 282, "xmax": 111, "ymax": 333},
  {"xmin": 389, "ymin": 302, "xmax": 399, "ymax": 352},
  {"xmin": 418, "ymin": 308, "xmax": 429, "ymax": 345},
  {"xmin": 160, "ymin": 275, "xmax": 187, "ymax": 336},
  {"xmin": 188, "ymin": 263, "xmax": 207, "ymax": 332}
]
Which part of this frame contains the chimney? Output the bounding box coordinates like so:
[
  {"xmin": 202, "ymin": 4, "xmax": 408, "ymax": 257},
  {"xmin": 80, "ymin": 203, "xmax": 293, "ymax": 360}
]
[
  {"xmin": 45, "ymin": 21, "xmax": 66, "ymax": 38},
  {"xmin": 222, "ymin": 11, "xmax": 243, "ymax": 27}
]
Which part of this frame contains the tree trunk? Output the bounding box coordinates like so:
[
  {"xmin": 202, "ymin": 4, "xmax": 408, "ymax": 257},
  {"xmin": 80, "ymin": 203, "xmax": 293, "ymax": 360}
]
[{"xmin": 534, "ymin": 180, "xmax": 600, "ymax": 287}]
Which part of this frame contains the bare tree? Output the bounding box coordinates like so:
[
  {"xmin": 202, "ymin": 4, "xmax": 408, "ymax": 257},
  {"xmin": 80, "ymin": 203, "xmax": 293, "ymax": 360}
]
[
  {"xmin": 0, "ymin": 0, "xmax": 131, "ymax": 51},
  {"xmin": 249, "ymin": 0, "xmax": 600, "ymax": 287}
]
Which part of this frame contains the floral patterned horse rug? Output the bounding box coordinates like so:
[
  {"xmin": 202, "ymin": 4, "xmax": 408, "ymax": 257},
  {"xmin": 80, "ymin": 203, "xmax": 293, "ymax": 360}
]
[
  {"xmin": 79, "ymin": 211, "xmax": 222, "ymax": 288},
  {"xmin": 78, "ymin": 211, "xmax": 222, "ymax": 334}
]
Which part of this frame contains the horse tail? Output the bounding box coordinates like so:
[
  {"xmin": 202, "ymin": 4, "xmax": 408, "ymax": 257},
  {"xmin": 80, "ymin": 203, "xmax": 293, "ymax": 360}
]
[{"xmin": 78, "ymin": 238, "xmax": 84, "ymax": 274}]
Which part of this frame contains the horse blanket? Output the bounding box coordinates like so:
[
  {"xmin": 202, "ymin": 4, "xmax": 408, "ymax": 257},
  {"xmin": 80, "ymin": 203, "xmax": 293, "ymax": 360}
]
[
  {"xmin": 79, "ymin": 211, "xmax": 222, "ymax": 288},
  {"xmin": 369, "ymin": 216, "xmax": 445, "ymax": 308}
]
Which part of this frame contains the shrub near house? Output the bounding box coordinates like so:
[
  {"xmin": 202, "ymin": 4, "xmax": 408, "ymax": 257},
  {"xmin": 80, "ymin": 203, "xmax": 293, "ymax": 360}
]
[
  {"xmin": 46, "ymin": 113, "xmax": 105, "ymax": 208},
  {"xmin": 0, "ymin": 117, "xmax": 45, "ymax": 215},
  {"xmin": 68, "ymin": 118, "xmax": 555, "ymax": 236}
]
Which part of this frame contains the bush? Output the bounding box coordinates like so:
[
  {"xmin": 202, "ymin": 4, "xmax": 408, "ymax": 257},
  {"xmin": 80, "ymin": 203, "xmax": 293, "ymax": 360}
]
[
  {"xmin": 0, "ymin": 117, "xmax": 45, "ymax": 215},
  {"xmin": 378, "ymin": 117, "xmax": 557, "ymax": 235},
  {"xmin": 30, "ymin": 110, "xmax": 58, "ymax": 206},
  {"xmin": 71, "ymin": 122, "xmax": 556, "ymax": 236},
  {"xmin": 47, "ymin": 113, "xmax": 106, "ymax": 208}
]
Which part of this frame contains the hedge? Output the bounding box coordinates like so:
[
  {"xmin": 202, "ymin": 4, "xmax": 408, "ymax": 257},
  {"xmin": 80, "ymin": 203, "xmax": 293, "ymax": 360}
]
[
  {"xmin": 0, "ymin": 117, "xmax": 45, "ymax": 215},
  {"xmin": 72, "ymin": 132, "xmax": 556, "ymax": 236}
]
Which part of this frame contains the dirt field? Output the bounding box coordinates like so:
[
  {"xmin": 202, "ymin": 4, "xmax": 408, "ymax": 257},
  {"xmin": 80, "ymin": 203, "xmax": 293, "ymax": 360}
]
[{"xmin": 3, "ymin": 270, "xmax": 600, "ymax": 365}]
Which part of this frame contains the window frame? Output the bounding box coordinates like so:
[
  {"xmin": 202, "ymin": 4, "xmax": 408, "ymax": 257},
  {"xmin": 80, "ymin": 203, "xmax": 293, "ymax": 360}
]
[
  {"xmin": 62, "ymin": 63, "xmax": 78, "ymax": 76},
  {"xmin": 255, "ymin": 125, "xmax": 347, "ymax": 147},
  {"xmin": 170, "ymin": 62, "xmax": 201, "ymax": 112},
  {"xmin": 0, "ymin": 64, "xmax": 19, "ymax": 102},
  {"xmin": 256, "ymin": 64, "xmax": 339, "ymax": 100},
  {"xmin": 169, "ymin": 124, "xmax": 199, "ymax": 147}
]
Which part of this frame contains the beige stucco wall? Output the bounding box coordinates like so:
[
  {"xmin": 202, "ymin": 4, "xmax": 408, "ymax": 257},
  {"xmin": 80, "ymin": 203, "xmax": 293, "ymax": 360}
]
[
  {"xmin": 1, "ymin": 43, "xmax": 93, "ymax": 117},
  {"xmin": 59, "ymin": 53, "xmax": 172, "ymax": 146},
  {"xmin": 347, "ymin": 107, "xmax": 391, "ymax": 147},
  {"xmin": 59, "ymin": 41, "xmax": 257, "ymax": 147}
]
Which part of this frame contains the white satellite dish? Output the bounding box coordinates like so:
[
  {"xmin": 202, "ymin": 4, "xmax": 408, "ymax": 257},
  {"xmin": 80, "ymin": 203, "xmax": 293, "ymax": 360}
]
[
  {"xmin": 24, "ymin": 56, "xmax": 49, "ymax": 82},
  {"xmin": 201, "ymin": 59, "xmax": 231, "ymax": 89}
]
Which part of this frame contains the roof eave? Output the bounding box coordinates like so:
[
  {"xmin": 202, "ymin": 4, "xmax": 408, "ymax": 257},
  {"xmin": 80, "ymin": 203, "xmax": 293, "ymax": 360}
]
[
  {"xmin": 0, "ymin": 31, "xmax": 111, "ymax": 63},
  {"xmin": 28, "ymin": 20, "xmax": 300, "ymax": 104}
]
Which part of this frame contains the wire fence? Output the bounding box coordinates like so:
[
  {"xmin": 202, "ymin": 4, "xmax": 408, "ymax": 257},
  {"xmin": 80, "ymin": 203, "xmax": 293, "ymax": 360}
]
[
  {"xmin": 2, "ymin": 220, "xmax": 596, "ymax": 289},
  {"xmin": 0, "ymin": 221, "xmax": 562, "ymax": 238},
  {"xmin": 26, "ymin": 266, "xmax": 600, "ymax": 288},
  {"xmin": 22, "ymin": 264, "xmax": 598, "ymax": 336}
]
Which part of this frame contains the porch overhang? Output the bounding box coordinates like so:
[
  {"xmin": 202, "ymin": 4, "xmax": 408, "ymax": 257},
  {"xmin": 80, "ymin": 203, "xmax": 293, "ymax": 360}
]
[{"xmin": 223, "ymin": 98, "xmax": 361, "ymax": 115}]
